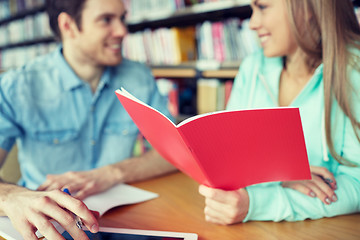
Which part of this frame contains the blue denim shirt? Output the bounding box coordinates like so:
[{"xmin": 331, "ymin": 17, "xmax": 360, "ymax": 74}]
[{"xmin": 0, "ymin": 46, "xmax": 172, "ymax": 190}]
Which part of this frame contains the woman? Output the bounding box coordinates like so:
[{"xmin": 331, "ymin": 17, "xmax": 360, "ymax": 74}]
[{"xmin": 199, "ymin": 0, "xmax": 360, "ymax": 224}]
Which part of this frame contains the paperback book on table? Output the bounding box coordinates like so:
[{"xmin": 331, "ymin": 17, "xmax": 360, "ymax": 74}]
[{"xmin": 115, "ymin": 88, "xmax": 311, "ymax": 190}]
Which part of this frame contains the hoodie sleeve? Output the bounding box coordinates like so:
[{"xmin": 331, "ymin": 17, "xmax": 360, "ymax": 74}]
[{"xmin": 243, "ymin": 173, "xmax": 360, "ymax": 222}]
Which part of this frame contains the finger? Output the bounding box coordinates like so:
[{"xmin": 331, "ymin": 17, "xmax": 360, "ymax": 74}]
[
  {"xmin": 204, "ymin": 201, "xmax": 237, "ymax": 225},
  {"xmin": 310, "ymin": 166, "xmax": 337, "ymax": 189},
  {"xmin": 38, "ymin": 178, "xmax": 63, "ymax": 191},
  {"xmin": 14, "ymin": 219, "xmax": 38, "ymax": 240},
  {"xmin": 199, "ymin": 185, "xmax": 225, "ymax": 202},
  {"xmin": 204, "ymin": 204, "xmax": 227, "ymax": 225},
  {"xmin": 37, "ymin": 179, "xmax": 53, "ymax": 191},
  {"xmin": 61, "ymin": 184, "xmax": 86, "ymax": 198},
  {"xmin": 50, "ymin": 190, "xmax": 99, "ymax": 233},
  {"xmin": 282, "ymin": 182, "xmax": 316, "ymax": 198},
  {"xmin": 29, "ymin": 211, "xmax": 66, "ymax": 240},
  {"xmin": 73, "ymin": 181, "xmax": 97, "ymax": 200},
  {"xmin": 199, "ymin": 185, "xmax": 239, "ymax": 205},
  {"xmin": 312, "ymin": 176, "xmax": 337, "ymax": 203},
  {"xmin": 36, "ymin": 197, "xmax": 90, "ymax": 240},
  {"xmin": 205, "ymin": 198, "xmax": 242, "ymax": 224},
  {"xmin": 306, "ymin": 179, "xmax": 331, "ymax": 204},
  {"xmin": 205, "ymin": 198, "xmax": 228, "ymax": 214},
  {"xmin": 204, "ymin": 210, "xmax": 228, "ymax": 225}
]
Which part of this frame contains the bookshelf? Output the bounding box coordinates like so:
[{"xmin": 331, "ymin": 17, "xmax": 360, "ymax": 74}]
[
  {"xmin": 1, "ymin": 0, "xmax": 358, "ymax": 117},
  {"xmin": 124, "ymin": 0, "xmax": 255, "ymax": 80},
  {"xmin": 0, "ymin": 0, "xmax": 253, "ymax": 77}
]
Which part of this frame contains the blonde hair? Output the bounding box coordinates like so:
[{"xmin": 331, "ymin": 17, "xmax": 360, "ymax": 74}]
[{"xmin": 286, "ymin": 0, "xmax": 360, "ymax": 165}]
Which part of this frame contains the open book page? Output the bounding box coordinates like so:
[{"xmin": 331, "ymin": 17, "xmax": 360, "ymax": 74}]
[
  {"xmin": 0, "ymin": 184, "xmax": 158, "ymax": 240},
  {"xmin": 83, "ymin": 183, "xmax": 158, "ymax": 216},
  {"xmin": 117, "ymin": 88, "xmax": 177, "ymax": 127}
]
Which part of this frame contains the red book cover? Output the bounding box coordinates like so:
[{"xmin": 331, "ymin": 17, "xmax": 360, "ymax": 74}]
[{"xmin": 115, "ymin": 88, "xmax": 311, "ymax": 190}]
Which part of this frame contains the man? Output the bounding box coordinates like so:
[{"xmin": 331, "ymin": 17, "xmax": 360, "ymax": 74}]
[{"xmin": 0, "ymin": 0, "xmax": 176, "ymax": 239}]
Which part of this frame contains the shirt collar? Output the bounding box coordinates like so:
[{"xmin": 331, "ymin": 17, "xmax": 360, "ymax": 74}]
[
  {"xmin": 100, "ymin": 67, "xmax": 112, "ymax": 88},
  {"xmin": 54, "ymin": 46, "xmax": 84, "ymax": 91}
]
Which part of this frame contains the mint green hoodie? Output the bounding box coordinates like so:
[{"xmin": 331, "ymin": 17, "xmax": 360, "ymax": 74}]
[{"xmin": 227, "ymin": 50, "xmax": 360, "ymax": 222}]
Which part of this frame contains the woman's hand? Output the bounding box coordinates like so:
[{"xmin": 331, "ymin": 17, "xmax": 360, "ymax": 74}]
[
  {"xmin": 281, "ymin": 166, "xmax": 337, "ymax": 205},
  {"xmin": 2, "ymin": 187, "xmax": 99, "ymax": 240},
  {"xmin": 37, "ymin": 165, "xmax": 120, "ymax": 200},
  {"xmin": 198, "ymin": 185, "xmax": 249, "ymax": 225}
]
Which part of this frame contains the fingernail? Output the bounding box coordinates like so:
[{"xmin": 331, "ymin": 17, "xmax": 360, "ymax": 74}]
[
  {"xmin": 325, "ymin": 198, "xmax": 331, "ymax": 204},
  {"xmin": 309, "ymin": 191, "xmax": 316, "ymax": 197},
  {"xmin": 325, "ymin": 178, "xmax": 333, "ymax": 183},
  {"xmin": 332, "ymin": 195, "xmax": 337, "ymax": 202},
  {"xmin": 91, "ymin": 224, "xmax": 99, "ymax": 233}
]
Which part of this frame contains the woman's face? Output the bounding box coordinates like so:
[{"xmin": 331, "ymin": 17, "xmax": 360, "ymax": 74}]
[{"xmin": 249, "ymin": 0, "xmax": 298, "ymax": 58}]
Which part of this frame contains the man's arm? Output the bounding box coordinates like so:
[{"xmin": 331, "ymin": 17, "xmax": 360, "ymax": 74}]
[
  {"xmin": 114, "ymin": 149, "xmax": 178, "ymax": 183},
  {"xmin": 38, "ymin": 149, "xmax": 178, "ymax": 199}
]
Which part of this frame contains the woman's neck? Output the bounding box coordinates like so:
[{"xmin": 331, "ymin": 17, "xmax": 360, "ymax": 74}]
[
  {"xmin": 278, "ymin": 49, "xmax": 315, "ymax": 106},
  {"xmin": 284, "ymin": 49, "xmax": 314, "ymax": 83}
]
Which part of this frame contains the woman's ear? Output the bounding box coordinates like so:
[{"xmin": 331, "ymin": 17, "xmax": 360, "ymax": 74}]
[{"xmin": 57, "ymin": 12, "xmax": 79, "ymax": 39}]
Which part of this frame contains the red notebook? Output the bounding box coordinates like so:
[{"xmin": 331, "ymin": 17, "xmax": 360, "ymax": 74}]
[{"xmin": 115, "ymin": 88, "xmax": 311, "ymax": 190}]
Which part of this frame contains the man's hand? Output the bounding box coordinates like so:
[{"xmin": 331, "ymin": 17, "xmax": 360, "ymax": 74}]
[
  {"xmin": 281, "ymin": 166, "xmax": 337, "ymax": 205},
  {"xmin": 198, "ymin": 185, "xmax": 249, "ymax": 225},
  {"xmin": 37, "ymin": 165, "xmax": 120, "ymax": 200},
  {"xmin": 1, "ymin": 187, "xmax": 99, "ymax": 240}
]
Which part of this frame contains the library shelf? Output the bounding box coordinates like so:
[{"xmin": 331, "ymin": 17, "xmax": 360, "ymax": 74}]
[
  {"xmin": 0, "ymin": 36, "xmax": 55, "ymax": 50},
  {"xmin": 127, "ymin": 0, "xmax": 252, "ymax": 32},
  {"xmin": 151, "ymin": 67, "xmax": 240, "ymax": 79},
  {"xmin": 202, "ymin": 69, "xmax": 239, "ymax": 79},
  {"xmin": 152, "ymin": 67, "xmax": 198, "ymax": 78},
  {"xmin": 0, "ymin": 5, "xmax": 45, "ymax": 26}
]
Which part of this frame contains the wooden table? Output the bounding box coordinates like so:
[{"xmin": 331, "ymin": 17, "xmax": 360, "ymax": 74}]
[
  {"xmin": 100, "ymin": 172, "xmax": 360, "ymax": 240},
  {"xmin": 1, "ymin": 172, "xmax": 359, "ymax": 240}
]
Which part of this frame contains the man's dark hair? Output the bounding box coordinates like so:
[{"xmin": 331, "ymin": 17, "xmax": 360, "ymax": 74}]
[{"xmin": 46, "ymin": 0, "xmax": 88, "ymax": 39}]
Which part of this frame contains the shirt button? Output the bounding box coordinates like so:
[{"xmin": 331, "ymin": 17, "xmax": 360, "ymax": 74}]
[
  {"xmin": 122, "ymin": 129, "xmax": 129, "ymax": 135},
  {"xmin": 53, "ymin": 139, "xmax": 59, "ymax": 144},
  {"xmin": 91, "ymin": 140, "xmax": 96, "ymax": 146}
]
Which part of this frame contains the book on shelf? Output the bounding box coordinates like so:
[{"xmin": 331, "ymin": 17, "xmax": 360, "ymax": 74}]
[
  {"xmin": 156, "ymin": 78, "xmax": 179, "ymax": 117},
  {"xmin": 123, "ymin": 18, "xmax": 259, "ymax": 66},
  {"xmin": 172, "ymin": 26, "xmax": 197, "ymax": 63},
  {"xmin": 224, "ymin": 79, "xmax": 233, "ymax": 106},
  {"xmin": 196, "ymin": 79, "xmax": 233, "ymax": 114},
  {"xmin": 197, "ymin": 79, "xmax": 220, "ymax": 114},
  {"xmin": 123, "ymin": 26, "xmax": 197, "ymax": 65},
  {"xmin": 196, "ymin": 19, "xmax": 259, "ymax": 63},
  {"xmin": 115, "ymin": 88, "xmax": 311, "ymax": 191}
]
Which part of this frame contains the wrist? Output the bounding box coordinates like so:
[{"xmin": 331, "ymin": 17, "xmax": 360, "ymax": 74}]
[
  {"xmin": 0, "ymin": 183, "xmax": 25, "ymax": 213},
  {"xmin": 103, "ymin": 164, "xmax": 124, "ymax": 185}
]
